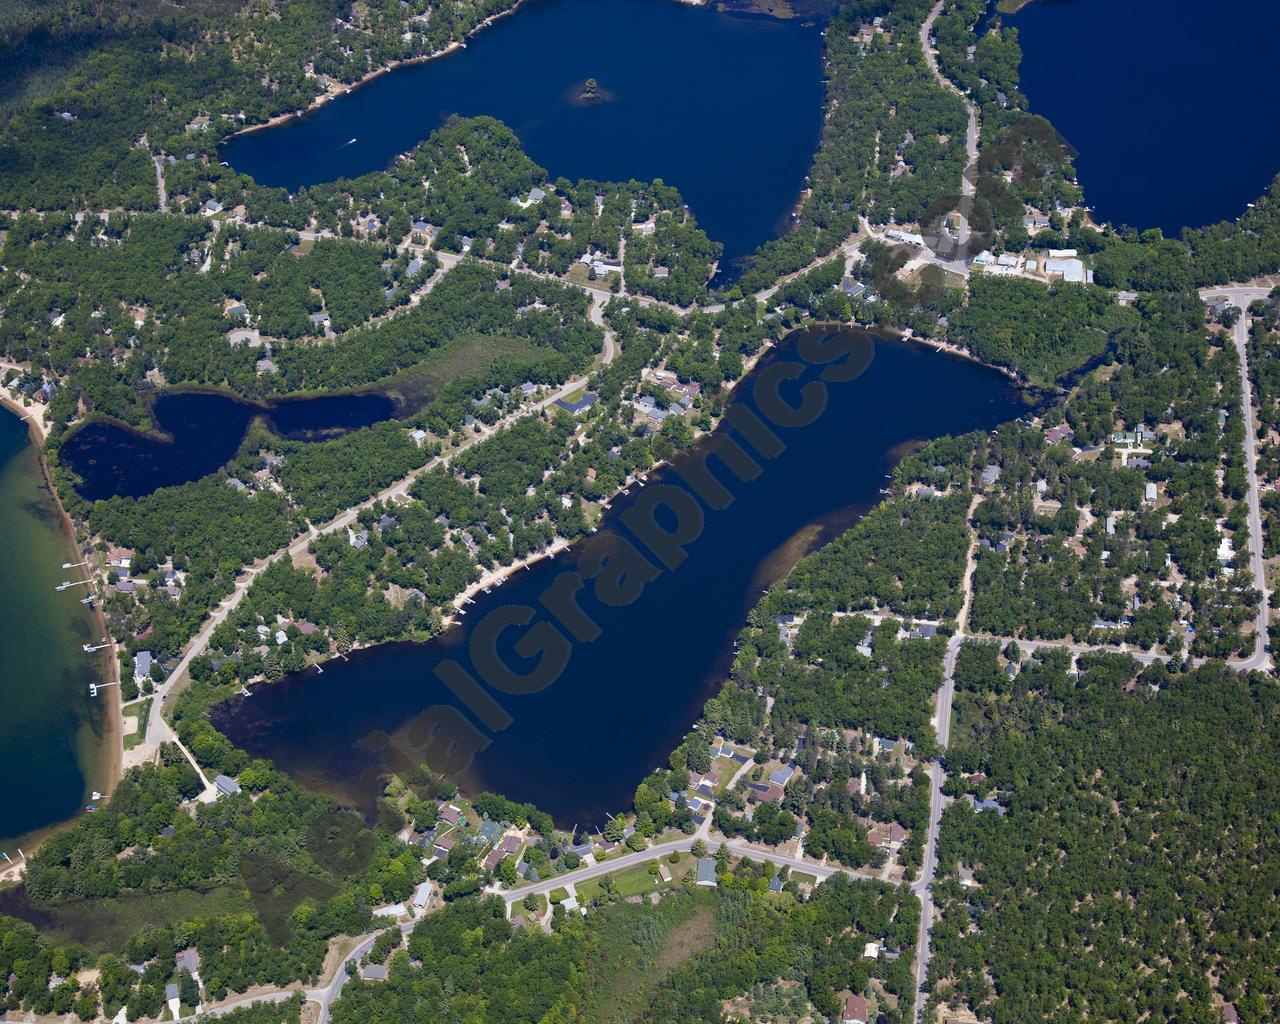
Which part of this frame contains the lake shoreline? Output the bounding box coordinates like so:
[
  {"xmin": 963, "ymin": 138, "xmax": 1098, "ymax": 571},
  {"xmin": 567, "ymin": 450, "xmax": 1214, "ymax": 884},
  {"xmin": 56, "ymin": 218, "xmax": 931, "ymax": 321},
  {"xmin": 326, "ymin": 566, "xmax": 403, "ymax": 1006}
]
[
  {"xmin": 224, "ymin": 0, "xmax": 534, "ymax": 149},
  {"xmin": 0, "ymin": 393, "xmax": 121, "ymax": 877},
  {"xmin": 211, "ymin": 326, "xmax": 1026, "ymax": 823}
]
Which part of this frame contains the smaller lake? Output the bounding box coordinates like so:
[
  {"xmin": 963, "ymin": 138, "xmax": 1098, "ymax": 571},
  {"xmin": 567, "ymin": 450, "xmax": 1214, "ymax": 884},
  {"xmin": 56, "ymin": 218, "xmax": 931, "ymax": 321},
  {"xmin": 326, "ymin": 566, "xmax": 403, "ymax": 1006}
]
[
  {"xmin": 222, "ymin": 0, "xmax": 824, "ymax": 271},
  {"xmin": 213, "ymin": 330, "xmax": 1025, "ymax": 827},
  {"xmin": 1011, "ymin": 0, "xmax": 1280, "ymax": 235},
  {"xmin": 60, "ymin": 390, "xmax": 395, "ymax": 501}
]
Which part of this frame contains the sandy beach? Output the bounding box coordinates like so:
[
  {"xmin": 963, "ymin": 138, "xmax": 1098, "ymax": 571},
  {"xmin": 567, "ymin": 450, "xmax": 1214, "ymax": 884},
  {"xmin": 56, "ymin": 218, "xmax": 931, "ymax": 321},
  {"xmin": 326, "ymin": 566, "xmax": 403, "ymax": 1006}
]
[{"xmin": 0, "ymin": 389, "xmax": 123, "ymax": 877}]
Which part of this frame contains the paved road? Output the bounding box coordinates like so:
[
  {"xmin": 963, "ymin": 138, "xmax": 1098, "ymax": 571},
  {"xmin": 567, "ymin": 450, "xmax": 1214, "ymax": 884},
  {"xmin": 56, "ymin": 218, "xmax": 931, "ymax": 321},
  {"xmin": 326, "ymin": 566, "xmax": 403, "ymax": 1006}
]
[
  {"xmin": 908, "ymin": 288, "xmax": 1276, "ymax": 1019},
  {"xmin": 1203, "ymin": 286, "xmax": 1273, "ymax": 671},
  {"xmin": 136, "ymin": 262, "xmax": 621, "ymax": 765},
  {"xmin": 499, "ymin": 834, "xmax": 871, "ymax": 907},
  {"xmin": 172, "ymin": 918, "xmax": 417, "ymax": 1024},
  {"xmin": 910, "ymin": 496, "xmax": 977, "ymax": 1021}
]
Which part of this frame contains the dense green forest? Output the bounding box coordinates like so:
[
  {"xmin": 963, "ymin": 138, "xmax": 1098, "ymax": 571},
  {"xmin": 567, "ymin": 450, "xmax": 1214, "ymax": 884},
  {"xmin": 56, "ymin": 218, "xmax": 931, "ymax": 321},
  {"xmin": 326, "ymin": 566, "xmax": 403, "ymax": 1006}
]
[
  {"xmin": 329, "ymin": 876, "xmax": 919, "ymax": 1024},
  {"xmin": 931, "ymin": 661, "xmax": 1278, "ymax": 1024}
]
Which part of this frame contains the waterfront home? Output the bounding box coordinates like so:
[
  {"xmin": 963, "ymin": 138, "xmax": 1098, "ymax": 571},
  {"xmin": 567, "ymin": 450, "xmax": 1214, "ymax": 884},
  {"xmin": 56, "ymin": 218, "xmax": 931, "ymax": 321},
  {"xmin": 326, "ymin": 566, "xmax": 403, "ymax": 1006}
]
[
  {"xmin": 107, "ymin": 546, "xmax": 134, "ymax": 571},
  {"xmin": 214, "ymin": 774, "xmax": 241, "ymax": 798},
  {"xmin": 695, "ymin": 858, "xmax": 718, "ymax": 887},
  {"xmin": 133, "ymin": 650, "xmax": 152, "ymax": 681},
  {"xmin": 438, "ymin": 804, "xmax": 462, "ymax": 825},
  {"xmin": 841, "ymin": 277, "xmax": 867, "ymax": 299}
]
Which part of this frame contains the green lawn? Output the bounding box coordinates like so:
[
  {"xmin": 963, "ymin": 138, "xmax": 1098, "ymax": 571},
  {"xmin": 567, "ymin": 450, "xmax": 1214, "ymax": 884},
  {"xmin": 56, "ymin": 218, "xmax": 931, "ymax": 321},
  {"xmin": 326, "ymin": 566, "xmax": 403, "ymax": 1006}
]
[
  {"xmin": 121, "ymin": 697, "xmax": 152, "ymax": 750},
  {"xmin": 576, "ymin": 859, "xmax": 685, "ymax": 903}
]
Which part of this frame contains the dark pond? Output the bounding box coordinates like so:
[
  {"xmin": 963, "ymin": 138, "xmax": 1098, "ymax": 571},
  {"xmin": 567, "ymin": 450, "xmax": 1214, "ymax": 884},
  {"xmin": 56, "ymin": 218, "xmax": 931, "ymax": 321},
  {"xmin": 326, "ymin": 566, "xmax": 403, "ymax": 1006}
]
[
  {"xmin": 59, "ymin": 390, "xmax": 395, "ymax": 501},
  {"xmin": 1010, "ymin": 0, "xmax": 1280, "ymax": 235},
  {"xmin": 221, "ymin": 0, "xmax": 824, "ymax": 271},
  {"xmin": 213, "ymin": 330, "xmax": 1025, "ymax": 827}
]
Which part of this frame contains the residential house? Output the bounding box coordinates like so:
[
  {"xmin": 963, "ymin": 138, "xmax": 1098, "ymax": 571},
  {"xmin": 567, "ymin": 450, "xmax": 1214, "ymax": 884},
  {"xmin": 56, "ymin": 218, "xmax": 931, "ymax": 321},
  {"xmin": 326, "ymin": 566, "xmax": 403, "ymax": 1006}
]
[
  {"xmin": 769, "ymin": 764, "xmax": 796, "ymax": 787},
  {"xmin": 438, "ymin": 804, "xmax": 462, "ymax": 825},
  {"xmin": 695, "ymin": 858, "xmax": 718, "ymax": 887},
  {"xmin": 133, "ymin": 650, "xmax": 153, "ymax": 682},
  {"xmin": 842, "ymin": 993, "xmax": 868, "ymax": 1024},
  {"xmin": 554, "ymin": 393, "xmax": 598, "ymax": 416},
  {"xmin": 360, "ymin": 964, "xmax": 388, "ymax": 981},
  {"xmin": 214, "ymin": 774, "xmax": 241, "ymax": 798}
]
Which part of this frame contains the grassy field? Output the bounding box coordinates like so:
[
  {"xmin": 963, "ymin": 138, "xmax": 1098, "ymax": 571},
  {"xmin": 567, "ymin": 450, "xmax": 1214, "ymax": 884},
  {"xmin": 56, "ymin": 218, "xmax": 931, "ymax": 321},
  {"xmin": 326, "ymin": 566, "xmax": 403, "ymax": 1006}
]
[
  {"xmin": 121, "ymin": 697, "xmax": 151, "ymax": 750},
  {"xmin": 578, "ymin": 861, "xmax": 663, "ymax": 902},
  {"xmin": 564, "ymin": 264, "xmax": 617, "ymax": 292},
  {"xmin": 0, "ymin": 885, "xmax": 252, "ymax": 951},
  {"xmin": 387, "ymin": 333, "xmax": 543, "ymax": 412},
  {"xmin": 577, "ymin": 895, "xmax": 717, "ymax": 1022}
]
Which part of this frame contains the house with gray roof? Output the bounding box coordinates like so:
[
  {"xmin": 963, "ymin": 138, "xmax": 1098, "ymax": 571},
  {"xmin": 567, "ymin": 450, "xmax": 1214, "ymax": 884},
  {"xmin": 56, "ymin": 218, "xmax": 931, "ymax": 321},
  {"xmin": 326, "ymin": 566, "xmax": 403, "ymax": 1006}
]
[{"xmin": 695, "ymin": 858, "xmax": 718, "ymax": 886}]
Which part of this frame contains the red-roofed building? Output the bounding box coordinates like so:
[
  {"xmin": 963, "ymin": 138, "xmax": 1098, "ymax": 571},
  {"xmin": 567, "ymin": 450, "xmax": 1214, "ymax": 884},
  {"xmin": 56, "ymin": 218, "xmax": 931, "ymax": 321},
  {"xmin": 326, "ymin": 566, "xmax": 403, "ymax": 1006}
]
[{"xmin": 842, "ymin": 993, "xmax": 868, "ymax": 1024}]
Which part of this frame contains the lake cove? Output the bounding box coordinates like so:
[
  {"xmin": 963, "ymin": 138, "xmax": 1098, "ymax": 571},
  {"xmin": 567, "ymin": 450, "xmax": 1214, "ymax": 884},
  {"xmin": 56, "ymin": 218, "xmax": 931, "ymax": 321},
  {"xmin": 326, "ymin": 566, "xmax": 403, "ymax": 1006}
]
[
  {"xmin": 0, "ymin": 408, "xmax": 113, "ymax": 851},
  {"xmin": 1010, "ymin": 0, "xmax": 1280, "ymax": 236},
  {"xmin": 59, "ymin": 389, "xmax": 396, "ymax": 501},
  {"xmin": 222, "ymin": 0, "xmax": 824, "ymax": 271},
  {"xmin": 212, "ymin": 330, "xmax": 1025, "ymax": 826}
]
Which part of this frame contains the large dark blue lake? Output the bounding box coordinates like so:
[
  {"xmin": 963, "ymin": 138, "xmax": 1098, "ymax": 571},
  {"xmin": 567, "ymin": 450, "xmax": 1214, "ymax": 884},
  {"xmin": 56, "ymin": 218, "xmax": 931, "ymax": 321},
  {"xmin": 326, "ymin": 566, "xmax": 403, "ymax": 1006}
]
[
  {"xmin": 213, "ymin": 331, "xmax": 1026, "ymax": 826},
  {"xmin": 1011, "ymin": 0, "xmax": 1280, "ymax": 236},
  {"xmin": 222, "ymin": 0, "xmax": 824, "ymax": 269}
]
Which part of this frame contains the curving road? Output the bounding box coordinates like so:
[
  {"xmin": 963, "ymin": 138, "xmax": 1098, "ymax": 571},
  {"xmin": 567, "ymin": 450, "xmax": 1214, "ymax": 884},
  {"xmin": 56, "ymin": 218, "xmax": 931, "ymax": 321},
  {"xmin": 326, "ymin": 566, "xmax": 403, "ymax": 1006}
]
[{"xmin": 133, "ymin": 258, "xmax": 622, "ymax": 768}]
